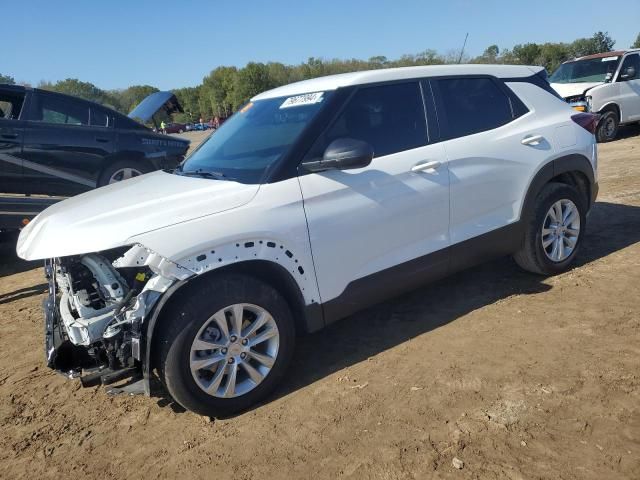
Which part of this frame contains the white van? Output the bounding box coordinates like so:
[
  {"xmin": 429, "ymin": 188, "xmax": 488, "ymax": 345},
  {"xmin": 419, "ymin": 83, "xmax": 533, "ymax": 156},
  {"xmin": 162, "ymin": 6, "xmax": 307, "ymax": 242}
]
[{"xmin": 550, "ymin": 49, "xmax": 640, "ymax": 141}]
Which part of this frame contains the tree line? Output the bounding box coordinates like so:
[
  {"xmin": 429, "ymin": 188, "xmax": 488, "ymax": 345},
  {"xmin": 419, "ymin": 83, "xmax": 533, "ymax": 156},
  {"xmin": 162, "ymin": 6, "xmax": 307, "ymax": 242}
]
[{"xmin": 2, "ymin": 31, "xmax": 639, "ymax": 123}]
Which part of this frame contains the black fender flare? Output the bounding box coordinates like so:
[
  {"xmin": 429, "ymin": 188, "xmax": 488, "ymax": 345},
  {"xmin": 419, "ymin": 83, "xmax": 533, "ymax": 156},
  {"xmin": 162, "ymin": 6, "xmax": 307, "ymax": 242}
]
[
  {"xmin": 139, "ymin": 260, "xmax": 325, "ymax": 395},
  {"xmin": 520, "ymin": 153, "xmax": 596, "ymax": 223},
  {"xmin": 140, "ymin": 277, "xmax": 190, "ymax": 395}
]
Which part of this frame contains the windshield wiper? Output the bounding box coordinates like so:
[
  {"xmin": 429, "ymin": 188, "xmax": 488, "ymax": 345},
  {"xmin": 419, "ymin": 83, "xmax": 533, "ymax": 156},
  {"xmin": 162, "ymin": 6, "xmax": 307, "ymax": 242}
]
[{"xmin": 177, "ymin": 169, "xmax": 227, "ymax": 180}]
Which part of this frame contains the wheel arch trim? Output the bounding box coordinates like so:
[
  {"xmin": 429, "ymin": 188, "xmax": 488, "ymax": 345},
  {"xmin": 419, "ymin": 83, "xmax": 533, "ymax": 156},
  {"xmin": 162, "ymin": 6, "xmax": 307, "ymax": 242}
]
[{"xmin": 520, "ymin": 153, "xmax": 596, "ymax": 224}]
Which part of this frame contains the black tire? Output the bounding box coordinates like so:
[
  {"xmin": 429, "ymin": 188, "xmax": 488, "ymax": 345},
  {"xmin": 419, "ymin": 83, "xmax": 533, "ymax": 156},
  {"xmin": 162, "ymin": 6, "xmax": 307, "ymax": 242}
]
[
  {"xmin": 155, "ymin": 274, "xmax": 295, "ymax": 417},
  {"xmin": 97, "ymin": 160, "xmax": 153, "ymax": 187},
  {"xmin": 178, "ymin": 129, "xmax": 184, "ymax": 133},
  {"xmin": 513, "ymin": 182, "xmax": 587, "ymax": 275},
  {"xmin": 596, "ymin": 110, "xmax": 619, "ymax": 143}
]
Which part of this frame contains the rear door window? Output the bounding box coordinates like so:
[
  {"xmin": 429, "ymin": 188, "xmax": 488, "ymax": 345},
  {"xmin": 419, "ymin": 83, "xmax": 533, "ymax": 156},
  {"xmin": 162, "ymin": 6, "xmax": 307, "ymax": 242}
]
[
  {"xmin": 0, "ymin": 91, "xmax": 26, "ymax": 120},
  {"xmin": 306, "ymin": 82, "xmax": 427, "ymax": 160},
  {"xmin": 435, "ymin": 77, "xmax": 514, "ymax": 139},
  {"xmin": 31, "ymin": 93, "xmax": 89, "ymax": 125}
]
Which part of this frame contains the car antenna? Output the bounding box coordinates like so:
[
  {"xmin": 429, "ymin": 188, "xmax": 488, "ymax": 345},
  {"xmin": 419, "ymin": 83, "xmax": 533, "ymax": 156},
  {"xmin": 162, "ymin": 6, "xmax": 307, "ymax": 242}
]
[{"xmin": 457, "ymin": 33, "xmax": 469, "ymax": 64}]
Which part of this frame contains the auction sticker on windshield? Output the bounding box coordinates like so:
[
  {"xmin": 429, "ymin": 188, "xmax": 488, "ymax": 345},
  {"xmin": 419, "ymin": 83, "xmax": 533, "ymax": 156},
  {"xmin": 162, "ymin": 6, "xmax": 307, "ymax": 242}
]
[
  {"xmin": 602, "ymin": 56, "xmax": 619, "ymax": 62},
  {"xmin": 280, "ymin": 92, "xmax": 324, "ymax": 109}
]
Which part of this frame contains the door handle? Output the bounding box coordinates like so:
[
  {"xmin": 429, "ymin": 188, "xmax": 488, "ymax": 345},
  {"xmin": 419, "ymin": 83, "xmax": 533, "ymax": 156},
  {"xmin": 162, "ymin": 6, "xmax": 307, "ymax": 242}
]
[
  {"xmin": 95, "ymin": 137, "xmax": 110, "ymax": 143},
  {"xmin": 1, "ymin": 133, "xmax": 18, "ymax": 139},
  {"xmin": 411, "ymin": 160, "xmax": 442, "ymax": 172},
  {"xmin": 521, "ymin": 134, "xmax": 544, "ymax": 146}
]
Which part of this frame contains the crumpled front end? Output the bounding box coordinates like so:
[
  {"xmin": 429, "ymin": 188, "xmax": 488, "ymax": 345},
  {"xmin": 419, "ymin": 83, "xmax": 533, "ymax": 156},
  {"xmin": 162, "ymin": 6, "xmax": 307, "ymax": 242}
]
[{"xmin": 44, "ymin": 244, "xmax": 194, "ymax": 389}]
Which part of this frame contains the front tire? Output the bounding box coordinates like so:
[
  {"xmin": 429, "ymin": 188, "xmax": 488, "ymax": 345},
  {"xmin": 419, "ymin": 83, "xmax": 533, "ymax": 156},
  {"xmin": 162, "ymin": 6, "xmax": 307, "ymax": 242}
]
[
  {"xmin": 514, "ymin": 183, "xmax": 586, "ymax": 275},
  {"xmin": 155, "ymin": 274, "xmax": 295, "ymax": 417},
  {"xmin": 596, "ymin": 110, "xmax": 618, "ymax": 142}
]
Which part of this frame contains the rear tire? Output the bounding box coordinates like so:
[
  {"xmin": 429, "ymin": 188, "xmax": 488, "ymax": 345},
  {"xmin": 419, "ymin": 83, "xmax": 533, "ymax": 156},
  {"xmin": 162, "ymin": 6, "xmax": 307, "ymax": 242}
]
[
  {"xmin": 514, "ymin": 183, "xmax": 586, "ymax": 275},
  {"xmin": 155, "ymin": 274, "xmax": 295, "ymax": 417},
  {"xmin": 98, "ymin": 160, "xmax": 152, "ymax": 186},
  {"xmin": 596, "ymin": 110, "xmax": 618, "ymax": 143}
]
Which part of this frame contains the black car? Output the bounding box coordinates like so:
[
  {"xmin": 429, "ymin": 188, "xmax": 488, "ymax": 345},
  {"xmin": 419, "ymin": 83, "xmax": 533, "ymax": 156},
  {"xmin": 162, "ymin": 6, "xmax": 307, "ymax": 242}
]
[{"xmin": 0, "ymin": 85, "xmax": 189, "ymax": 196}]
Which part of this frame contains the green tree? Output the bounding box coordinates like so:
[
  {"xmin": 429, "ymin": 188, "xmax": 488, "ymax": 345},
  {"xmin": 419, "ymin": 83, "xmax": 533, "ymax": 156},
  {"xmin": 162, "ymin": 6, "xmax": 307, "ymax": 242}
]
[
  {"xmin": 571, "ymin": 31, "xmax": 615, "ymax": 57},
  {"xmin": 512, "ymin": 43, "xmax": 542, "ymax": 65},
  {"xmin": 592, "ymin": 31, "xmax": 615, "ymax": 52},
  {"xmin": 232, "ymin": 62, "xmax": 275, "ymax": 108},
  {"xmin": 474, "ymin": 45, "xmax": 500, "ymax": 63},
  {"xmin": 0, "ymin": 73, "xmax": 15, "ymax": 84},
  {"xmin": 113, "ymin": 85, "xmax": 159, "ymax": 113},
  {"xmin": 41, "ymin": 78, "xmax": 119, "ymax": 109},
  {"xmin": 202, "ymin": 66, "xmax": 238, "ymax": 117},
  {"xmin": 632, "ymin": 33, "xmax": 640, "ymax": 49}
]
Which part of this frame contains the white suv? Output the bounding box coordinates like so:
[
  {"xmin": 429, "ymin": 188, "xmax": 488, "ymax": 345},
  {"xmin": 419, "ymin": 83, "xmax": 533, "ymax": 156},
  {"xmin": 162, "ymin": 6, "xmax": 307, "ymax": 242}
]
[
  {"xmin": 550, "ymin": 49, "xmax": 640, "ymax": 142},
  {"xmin": 17, "ymin": 65, "xmax": 598, "ymax": 417}
]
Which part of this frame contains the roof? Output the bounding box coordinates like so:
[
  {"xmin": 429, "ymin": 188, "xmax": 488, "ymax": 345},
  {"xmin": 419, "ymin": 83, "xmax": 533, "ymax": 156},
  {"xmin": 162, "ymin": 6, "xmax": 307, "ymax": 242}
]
[
  {"xmin": 0, "ymin": 84, "xmax": 28, "ymax": 92},
  {"xmin": 252, "ymin": 64, "xmax": 544, "ymax": 101},
  {"xmin": 570, "ymin": 49, "xmax": 639, "ymax": 62}
]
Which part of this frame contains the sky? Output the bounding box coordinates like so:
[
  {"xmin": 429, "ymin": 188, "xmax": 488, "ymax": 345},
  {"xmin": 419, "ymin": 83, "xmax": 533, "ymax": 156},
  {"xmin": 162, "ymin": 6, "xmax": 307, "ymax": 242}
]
[{"xmin": 4, "ymin": 0, "xmax": 640, "ymax": 91}]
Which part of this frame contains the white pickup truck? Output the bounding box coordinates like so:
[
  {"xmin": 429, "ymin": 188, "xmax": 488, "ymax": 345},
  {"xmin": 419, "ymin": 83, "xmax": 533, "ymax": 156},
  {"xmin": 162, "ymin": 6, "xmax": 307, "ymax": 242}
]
[{"xmin": 550, "ymin": 49, "xmax": 640, "ymax": 142}]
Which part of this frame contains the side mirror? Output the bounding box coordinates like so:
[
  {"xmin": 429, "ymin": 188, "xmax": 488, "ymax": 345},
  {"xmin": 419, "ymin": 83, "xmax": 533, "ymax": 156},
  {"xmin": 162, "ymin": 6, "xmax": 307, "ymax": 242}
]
[
  {"xmin": 302, "ymin": 138, "xmax": 374, "ymax": 173},
  {"xmin": 619, "ymin": 66, "xmax": 636, "ymax": 81}
]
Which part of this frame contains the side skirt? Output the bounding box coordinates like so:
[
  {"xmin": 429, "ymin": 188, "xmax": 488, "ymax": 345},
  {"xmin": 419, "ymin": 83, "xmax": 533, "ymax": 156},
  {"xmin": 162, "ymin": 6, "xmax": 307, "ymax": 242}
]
[{"xmin": 320, "ymin": 221, "xmax": 523, "ymax": 327}]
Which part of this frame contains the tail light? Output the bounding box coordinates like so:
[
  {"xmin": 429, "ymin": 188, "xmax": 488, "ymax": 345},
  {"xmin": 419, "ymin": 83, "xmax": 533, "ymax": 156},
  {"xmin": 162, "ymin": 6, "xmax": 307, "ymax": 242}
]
[{"xmin": 571, "ymin": 113, "xmax": 599, "ymax": 135}]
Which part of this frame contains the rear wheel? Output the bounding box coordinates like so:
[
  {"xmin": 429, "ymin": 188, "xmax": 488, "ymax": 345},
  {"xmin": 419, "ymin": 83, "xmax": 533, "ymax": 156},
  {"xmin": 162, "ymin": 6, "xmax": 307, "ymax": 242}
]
[
  {"xmin": 514, "ymin": 183, "xmax": 586, "ymax": 275},
  {"xmin": 98, "ymin": 160, "xmax": 152, "ymax": 186},
  {"xmin": 155, "ymin": 274, "xmax": 295, "ymax": 417},
  {"xmin": 596, "ymin": 110, "xmax": 618, "ymax": 142}
]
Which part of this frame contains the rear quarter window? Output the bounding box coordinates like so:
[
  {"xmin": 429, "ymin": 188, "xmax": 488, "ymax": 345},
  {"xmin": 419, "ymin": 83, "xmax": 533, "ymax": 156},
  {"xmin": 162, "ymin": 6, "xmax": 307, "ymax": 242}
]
[
  {"xmin": 434, "ymin": 77, "xmax": 515, "ymax": 139},
  {"xmin": 90, "ymin": 107, "xmax": 111, "ymax": 127}
]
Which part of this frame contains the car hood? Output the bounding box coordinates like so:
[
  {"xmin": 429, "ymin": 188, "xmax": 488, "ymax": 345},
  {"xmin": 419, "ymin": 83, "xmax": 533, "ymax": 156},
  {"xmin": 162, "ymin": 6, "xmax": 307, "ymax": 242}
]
[
  {"xmin": 17, "ymin": 171, "xmax": 259, "ymax": 260},
  {"xmin": 128, "ymin": 91, "xmax": 184, "ymax": 123},
  {"xmin": 550, "ymin": 82, "xmax": 603, "ymax": 99}
]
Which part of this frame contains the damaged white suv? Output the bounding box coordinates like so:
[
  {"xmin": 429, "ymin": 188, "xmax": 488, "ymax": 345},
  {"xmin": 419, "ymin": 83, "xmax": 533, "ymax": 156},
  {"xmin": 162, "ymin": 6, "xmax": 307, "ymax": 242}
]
[{"xmin": 18, "ymin": 65, "xmax": 598, "ymax": 417}]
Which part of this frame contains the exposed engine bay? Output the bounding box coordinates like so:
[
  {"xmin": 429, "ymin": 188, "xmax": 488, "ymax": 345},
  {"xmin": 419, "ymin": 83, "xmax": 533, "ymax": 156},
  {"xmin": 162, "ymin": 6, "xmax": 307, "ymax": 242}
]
[{"xmin": 45, "ymin": 245, "xmax": 190, "ymax": 390}]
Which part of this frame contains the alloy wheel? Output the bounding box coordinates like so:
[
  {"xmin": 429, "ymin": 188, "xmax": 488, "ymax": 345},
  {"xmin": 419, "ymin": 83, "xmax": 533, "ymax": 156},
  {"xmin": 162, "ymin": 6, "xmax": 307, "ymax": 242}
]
[
  {"xmin": 541, "ymin": 199, "xmax": 580, "ymax": 262},
  {"xmin": 189, "ymin": 303, "xmax": 280, "ymax": 398},
  {"xmin": 108, "ymin": 167, "xmax": 143, "ymax": 184}
]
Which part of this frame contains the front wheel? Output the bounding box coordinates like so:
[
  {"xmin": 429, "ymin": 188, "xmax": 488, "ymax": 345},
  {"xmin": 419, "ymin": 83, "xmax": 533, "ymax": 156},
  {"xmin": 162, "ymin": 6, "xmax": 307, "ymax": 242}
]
[
  {"xmin": 155, "ymin": 274, "xmax": 295, "ymax": 417},
  {"xmin": 596, "ymin": 110, "xmax": 618, "ymax": 142},
  {"xmin": 514, "ymin": 182, "xmax": 586, "ymax": 275}
]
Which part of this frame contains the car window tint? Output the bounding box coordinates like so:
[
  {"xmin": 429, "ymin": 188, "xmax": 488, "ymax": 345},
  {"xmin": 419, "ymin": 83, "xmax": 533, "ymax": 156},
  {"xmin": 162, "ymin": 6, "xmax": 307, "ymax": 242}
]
[
  {"xmin": 91, "ymin": 107, "xmax": 109, "ymax": 127},
  {"xmin": 437, "ymin": 78, "xmax": 513, "ymax": 138},
  {"xmin": 36, "ymin": 94, "xmax": 89, "ymax": 125},
  {"xmin": 318, "ymin": 82, "xmax": 427, "ymax": 159},
  {"xmin": 0, "ymin": 92, "xmax": 25, "ymax": 120}
]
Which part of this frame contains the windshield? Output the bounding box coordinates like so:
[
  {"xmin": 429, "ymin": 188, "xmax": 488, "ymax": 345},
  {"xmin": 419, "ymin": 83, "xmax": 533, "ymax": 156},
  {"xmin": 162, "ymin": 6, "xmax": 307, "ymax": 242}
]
[
  {"xmin": 179, "ymin": 92, "xmax": 331, "ymax": 183},
  {"xmin": 550, "ymin": 56, "xmax": 620, "ymax": 84}
]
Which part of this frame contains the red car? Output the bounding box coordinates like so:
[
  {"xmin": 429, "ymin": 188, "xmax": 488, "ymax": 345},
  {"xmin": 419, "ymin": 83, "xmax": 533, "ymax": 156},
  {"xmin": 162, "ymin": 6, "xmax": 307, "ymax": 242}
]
[{"xmin": 164, "ymin": 122, "xmax": 187, "ymax": 134}]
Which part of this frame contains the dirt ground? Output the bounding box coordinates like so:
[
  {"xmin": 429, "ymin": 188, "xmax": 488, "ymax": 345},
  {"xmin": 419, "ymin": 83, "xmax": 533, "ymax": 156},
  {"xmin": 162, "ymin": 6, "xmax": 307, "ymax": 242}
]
[{"xmin": 0, "ymin": 126, "xmax": 639, "ymax": 480}]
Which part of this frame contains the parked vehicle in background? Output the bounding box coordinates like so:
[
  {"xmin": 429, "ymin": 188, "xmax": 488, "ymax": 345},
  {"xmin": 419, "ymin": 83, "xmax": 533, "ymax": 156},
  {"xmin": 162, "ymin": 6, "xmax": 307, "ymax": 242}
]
[
  {"xmin": 550, "ymin": 49, "xmax": 640, "ymax": 142},
  {"xmin": 0, "ymin": 85, "xmax": 189, "ymax": 230},
  {"xmin": 163, "ymin": 122, "xmax": 187, "ymax": 134},
  {"xmin": 0, "ymin": 85, "xmax": 189, "ymax": 197},
  {"xmin": 17, "ymin": 65, "xmax": 598, "ymax": 417},
  {"xmin": 187, "ymin": 122, "xmax": 209, "ymax": 131}
]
